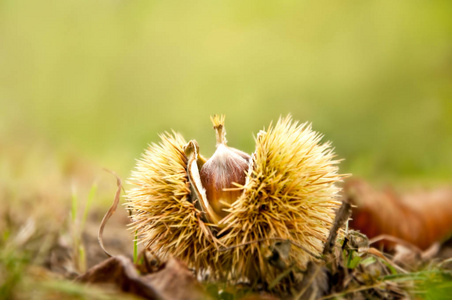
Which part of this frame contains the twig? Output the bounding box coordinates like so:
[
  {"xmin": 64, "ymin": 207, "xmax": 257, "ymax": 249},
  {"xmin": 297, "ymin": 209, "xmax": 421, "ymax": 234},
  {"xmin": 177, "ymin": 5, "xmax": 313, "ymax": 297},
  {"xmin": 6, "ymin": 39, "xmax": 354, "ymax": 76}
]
[{"xmin": 323, "ymin": 199, "xmax": 352, "ymax": 255}]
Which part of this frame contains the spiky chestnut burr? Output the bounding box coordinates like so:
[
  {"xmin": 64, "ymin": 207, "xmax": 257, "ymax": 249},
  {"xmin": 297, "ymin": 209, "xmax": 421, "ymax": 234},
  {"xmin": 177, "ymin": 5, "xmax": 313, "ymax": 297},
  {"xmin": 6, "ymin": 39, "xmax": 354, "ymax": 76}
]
[
  {"xmin": 125, "ymin": 132, "xmax": 218, "ymax": 273},
  {"xmin": 216, "ymin": 116, "xmax": 343, "ymax": 285},
  {"xmin": 126, "ymin": 115, "xmax": 345, "ymax": 287}
]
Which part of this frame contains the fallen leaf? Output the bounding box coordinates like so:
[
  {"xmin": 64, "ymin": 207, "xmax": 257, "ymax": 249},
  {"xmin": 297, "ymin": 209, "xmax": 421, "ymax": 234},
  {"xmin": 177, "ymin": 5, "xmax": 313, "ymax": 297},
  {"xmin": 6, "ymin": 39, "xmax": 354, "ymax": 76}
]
[
  {"xmin": 77, "ymin": 255, "xmax": 162, "ymax": 299},
  {"xmin": 144, "ymin": 257, "xmax": 208, "ymax": 300},
  {"xmin": 77, "ymin": 256, "xmax": 208, "ymax": 300},
  {"xmin": 345, "ymin": 179, "xmax": 452, "ymax": 250}
]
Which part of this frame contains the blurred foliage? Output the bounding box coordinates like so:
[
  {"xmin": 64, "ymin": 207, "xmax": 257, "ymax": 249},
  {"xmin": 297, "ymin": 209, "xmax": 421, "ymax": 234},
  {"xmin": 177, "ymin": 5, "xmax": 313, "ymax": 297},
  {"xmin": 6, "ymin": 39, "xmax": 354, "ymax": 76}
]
[{"xmin": 0, "ymin": 0, "xmax": 451, "ymax": 184}]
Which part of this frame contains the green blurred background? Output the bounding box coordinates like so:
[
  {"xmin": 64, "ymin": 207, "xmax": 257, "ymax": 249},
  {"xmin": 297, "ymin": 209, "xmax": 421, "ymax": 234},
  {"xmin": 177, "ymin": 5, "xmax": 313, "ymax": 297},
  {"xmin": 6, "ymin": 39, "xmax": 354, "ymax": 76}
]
[{"xmin": 1, "ymin": 0, "xmax": 451, "ymax": 194}]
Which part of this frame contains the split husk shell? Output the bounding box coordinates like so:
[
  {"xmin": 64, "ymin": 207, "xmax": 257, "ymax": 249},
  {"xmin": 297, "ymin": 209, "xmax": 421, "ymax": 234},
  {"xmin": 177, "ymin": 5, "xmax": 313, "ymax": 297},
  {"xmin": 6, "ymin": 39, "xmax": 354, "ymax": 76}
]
[{"xmin": 126, "ymin": 115, "xmax": 345, "ymax": 287}]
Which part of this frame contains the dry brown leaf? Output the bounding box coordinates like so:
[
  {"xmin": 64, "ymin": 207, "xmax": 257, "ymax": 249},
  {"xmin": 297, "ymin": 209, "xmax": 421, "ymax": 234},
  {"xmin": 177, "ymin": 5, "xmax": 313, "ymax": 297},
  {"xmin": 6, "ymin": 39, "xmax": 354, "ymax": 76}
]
[
  {"xmin": 76, "ymin": 255, "xmax": 162, "ymax": 299},
  {"xmin": 77, "ymin": 256, "xmax": 208, "ymax": 300},
  {"xmin": 144, "ymin": 257, "xmax": 208, "ymax": 300},
  {"xmin": 345, "ymin": 178, "xmax": 452, "ymax": 250}
]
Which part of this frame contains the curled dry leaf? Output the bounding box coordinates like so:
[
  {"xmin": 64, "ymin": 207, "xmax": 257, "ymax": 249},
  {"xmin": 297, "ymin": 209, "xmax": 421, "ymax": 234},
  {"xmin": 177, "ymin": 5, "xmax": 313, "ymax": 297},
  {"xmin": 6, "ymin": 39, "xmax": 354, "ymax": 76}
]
[
  {"xmin": 345, "ymin": 178, "xmax": 452, "ymax": 250},
  {"xmin": 98, "ymin": 169, "xmax": 123, "ymax": 258},
  {"xmin": 143, "ymin": 257, "xmax": 209, "ymax": 300},
  {"xmin": 76, "ymin": 255, "xmax": 162, "ymax": 299},
  {"xmin": 77, "ymin": 256, "xmax": 208, "ymax": 300}
]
